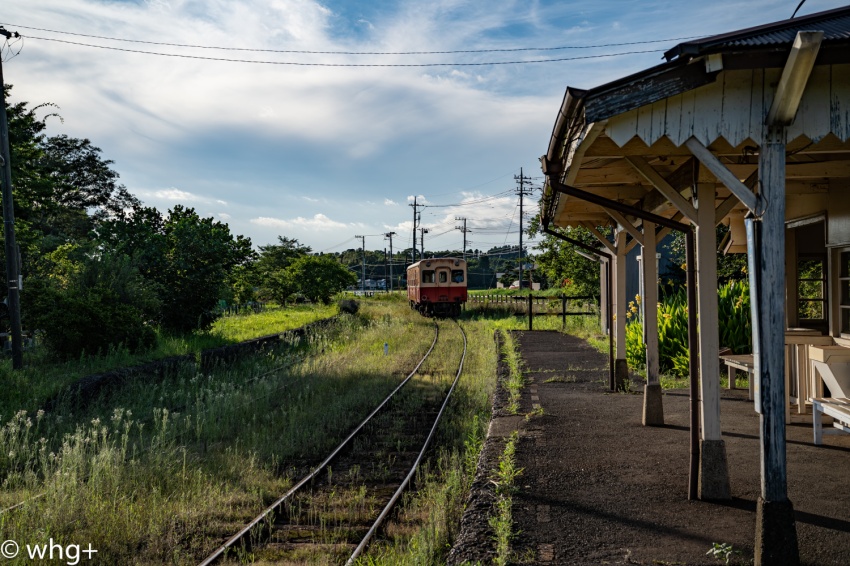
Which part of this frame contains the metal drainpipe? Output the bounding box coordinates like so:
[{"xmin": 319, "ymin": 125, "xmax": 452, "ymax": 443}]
[
  {"xmin": 542, "ymin": 226, "xmax": 614, "ymax": 391},
  {"xmin": 545, "ymin": 179, "xmax": 701, "ymax": 500}
]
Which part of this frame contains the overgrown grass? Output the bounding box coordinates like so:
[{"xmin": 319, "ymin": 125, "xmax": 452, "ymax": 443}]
[
  {"xmin": 490, "ymin": 431, "xmax": 522, "ymax": 566},
  {"xmin": 0, "ymin": 300, "xmax": 437, "ymax": 563},
  {"xmin": 0, "ymin": 295, "xmax": 509, "ymax": 565},
  {"xmin": 357, "ymin": 318, "xmax": 497, "ymax": 565},
  {"xmin": 0, "ymin": 304, "xmax": 337, "ymax": 420},
  {"xmin": 499, "ymin": 331, "xmax": 526, "ymax": 414}
]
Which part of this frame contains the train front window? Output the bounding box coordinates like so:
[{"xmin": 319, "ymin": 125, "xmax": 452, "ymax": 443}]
[
  {"xmin": 439, "ymin": 271, "xmax": 448, "ymax": 283},
  {"xmin": 422, "ymin": 270, "xmax": 435, "ymax": 283},
  {"xmin": 451, "ymin": 270, "xmax": 464, "ymax": 283}
]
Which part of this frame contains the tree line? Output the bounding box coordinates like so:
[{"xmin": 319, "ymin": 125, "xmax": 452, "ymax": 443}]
[{"xmin": 3, "ymin": 86, "xmax": 355, "ymax": 359}]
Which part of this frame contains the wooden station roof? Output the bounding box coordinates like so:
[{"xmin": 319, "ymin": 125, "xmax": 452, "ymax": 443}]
[{"xmin": 541, "ymin": 6, "xmax": 850, "ymax": 231}]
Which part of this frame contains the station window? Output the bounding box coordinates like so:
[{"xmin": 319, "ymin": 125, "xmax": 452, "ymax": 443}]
[
  {"xmin": 798, "ymin": 255, "xmax": 825, "ymax": 323},
  {"xmin": 439, "ymin": 271, "xmax": 448, "ymax": 283},
  {"xmin": 451, "ymin": 270, "xmax": 465, "ymax": 283},
  {"xmin": 422, "ymin": 270, "xmax": 435, "ymax": 283}
]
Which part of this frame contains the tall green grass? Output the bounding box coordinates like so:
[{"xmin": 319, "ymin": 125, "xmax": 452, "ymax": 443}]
[{"xmin": 0, "ymin": 304, "xmax": 337, "ymax": 421}]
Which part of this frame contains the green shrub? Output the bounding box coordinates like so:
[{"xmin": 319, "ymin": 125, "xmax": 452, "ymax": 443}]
[
  {"xmin": 625, "ymin": 281, "xmax": 751, "ymax": 378},
  {"xmin": 24, "ymin": 253, "xmax": 158, "ymax": 359}
]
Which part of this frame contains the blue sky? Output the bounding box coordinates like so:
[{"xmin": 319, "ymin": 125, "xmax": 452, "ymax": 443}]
[{"xmin": 1, "ymin": 0, "xmax": 843, "ymax": 254}]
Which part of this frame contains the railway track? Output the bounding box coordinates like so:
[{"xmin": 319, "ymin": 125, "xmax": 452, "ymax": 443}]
[{"xmin": 200, "ymin": 318, "xmax": 468, "ymax": 565}]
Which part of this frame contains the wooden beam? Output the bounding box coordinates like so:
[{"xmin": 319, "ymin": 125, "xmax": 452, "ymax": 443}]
[
  {"xmin": 605, "ymin": 208, "xmax": 644, "ymax": 246},
  {"xmin": 627, "ymin": 156, "xmax": 698, "ymax": 223},
  {"xmin": 583, "ymin": 222, "xmax": 616, "ymax": 253},
  {"xmin": 686, "ymin": 137, "xmax": 758, "ymax": 213},
  {"xmin": 714, "ymin": 168, "xmax": 756, "ymax": 224},
  {"xmin": 714, "ymin": 194, "xmax": 741, "ymax": 225},
  {"xmin": 656, "ymin": 211, "xmax": 684, "ymax": 242},
  {"xmin": 767, "ymin": 31, "xmax": 824, "ymax": 126}
]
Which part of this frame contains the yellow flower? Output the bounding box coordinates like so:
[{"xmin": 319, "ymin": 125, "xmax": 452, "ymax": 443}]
[{"xmin": 635, "ymin": 294, "xmax": 641, "ymax": 305}]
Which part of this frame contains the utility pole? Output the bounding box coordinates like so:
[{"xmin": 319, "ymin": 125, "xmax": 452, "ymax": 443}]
[
  {"xmin": 355, "ymin": 235, "xmax": 366, "ymax": 292},
  {"xmin": 409, "ymin": 197, "xmax": 419, "ymax": 263},
  {"xmin": 0, "ymin": 27, "xmax": 23, "ymax": 369},
  {"xmin": 455, "ymin": 217, "xmax": 471, "ymax": 261},
  {"xmin": 384, "ymin": 231, "xmax": 396, "ymax": 291},
  {"xmin": 514, "ymin": 167, "xmax": 534, "ymax": 289},
  {"xmin": 420, "ymin": 227, "xmax": 430, "ymax": 259}
]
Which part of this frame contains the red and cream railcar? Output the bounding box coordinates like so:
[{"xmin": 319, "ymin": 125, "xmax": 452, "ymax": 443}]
[{"xmin": 407, "ymin": 258, "xmax": 467, "ymax": 317}]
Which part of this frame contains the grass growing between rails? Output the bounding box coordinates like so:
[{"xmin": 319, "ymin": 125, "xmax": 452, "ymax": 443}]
[
  {"xmin": 352, "ymin": 318, "xmax": 497, "ymax": 565},
  {"xmin": 0, "ymin": 303, "xmax": 337, "ymax": 420},
  {"xmin": 0, "ymin": 300, "xmax": 440, "ymax": 564}
]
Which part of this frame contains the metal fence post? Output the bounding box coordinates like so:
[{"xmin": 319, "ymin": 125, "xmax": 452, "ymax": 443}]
[{"xmin": 528, "ymin": 294, "xmax": 533, "ymax": 331}]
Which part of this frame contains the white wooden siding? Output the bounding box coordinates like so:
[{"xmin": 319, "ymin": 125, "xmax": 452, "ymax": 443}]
[{"xmin": 605, "ymin": 64, "xmax": 850, "ymax": 148}]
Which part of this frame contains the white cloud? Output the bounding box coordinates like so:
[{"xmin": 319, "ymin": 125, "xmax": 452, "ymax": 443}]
[
  {"xmin": 149, "ymin": 188, "xmax": 201, "ymax": 202},
  {"xmin": 218, "ymin": 212, "xmax": 232, "ymax": 220},
  {"xmin": 251, "ymin": 213, "xmax": 350, "ymax": 231},
  {"xmin": 384, "ymin": 198, "xmax": 398, "ymax": 206}
]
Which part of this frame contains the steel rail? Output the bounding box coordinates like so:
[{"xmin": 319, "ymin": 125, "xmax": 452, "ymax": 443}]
[
  {"xmin": 345, "ymin": 320, "xmax": 467, "ymax": 565},
  {"xmin": 198, "ymin": 321, "xmax": 441, "ymax": 566}
]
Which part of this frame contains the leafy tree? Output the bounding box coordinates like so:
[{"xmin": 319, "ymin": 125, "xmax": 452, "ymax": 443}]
[
  {"xmin": 253, "ymin": 236, "xmax": 310, "ymax": 302},
  {"xmin": 286, "ymin": 255, "xmax": 357, "ymax": 304},
  {"xmin": 99, "ymin": 205, "xmax": 253, "ymax": 332},
  {"xmin": 532, "ymin": 225, "xmax": 603, "ymax": 296},
  {"xmin": 23, "ymin": 247, "xmax": 158, "ymax": 358},
  {"xmin": 4, "ymin": 85, "xmax": 141, "ymax": 275}
]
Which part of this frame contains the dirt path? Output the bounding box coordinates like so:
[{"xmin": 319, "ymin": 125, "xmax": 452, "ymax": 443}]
[{"xmin": 452, "ymin": 330, "xmax": 850, "ymax": 565}]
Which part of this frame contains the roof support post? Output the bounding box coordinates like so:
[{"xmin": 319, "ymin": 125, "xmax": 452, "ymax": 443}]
[
  {"xmin": 752, "ymin": 127, "xmax": 800, "ymax": 566},
  {"xmin": 641, "ymin": 221, "xmax": 664, "ymax": 425},
  {"xmin": 614, "ymin": 230, "xmax": 629, "ymax": 391},
  {"xmin": 696, "ymin": 182, "xmax": 731, "ymax": 500}
]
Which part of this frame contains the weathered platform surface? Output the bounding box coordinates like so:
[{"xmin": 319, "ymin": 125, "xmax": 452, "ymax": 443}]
[{"xmin": 507, "ymin": 330, "xmax": 850, "ymax": 565}]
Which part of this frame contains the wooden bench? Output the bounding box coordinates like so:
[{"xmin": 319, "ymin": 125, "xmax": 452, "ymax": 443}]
[
  {"xmin": 811, "ymin": 397, "xmax": 850, "ymax": 445},
  {"xmin": 720, "ymin": 354, "xmax": 755, "ymax": 401}
]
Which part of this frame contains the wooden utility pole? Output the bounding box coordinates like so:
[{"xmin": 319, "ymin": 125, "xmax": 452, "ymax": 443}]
[
  {"xmin": 355, "ymin": 235, "xmax": 366, "ymax": 292},
  {"xmin": 0, "ymin": 27, "xmax": 23, "ymax": 369},
  {"xmin": 515, "ymin": 168, "xmax": 533, "ymax": 288},
  {"xmin": 420, "ymin": 227, "xmax": 430, "ymax": 259},
  {"xmin": 409, "ymin": 198, "xmax": 418, "ymax": 263},
  {"xmin": 455, "ymin": 217, "xmax": 471, "ymax": 261},
  {"xmin": 384, "ymin": 231, "xmax": 396, "ymax": 291}
]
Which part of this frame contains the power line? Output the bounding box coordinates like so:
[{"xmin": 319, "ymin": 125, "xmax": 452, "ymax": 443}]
[
  {"xmin": 0, "ymin": 23, "xmax": 700, "ymax": 55},
  {"xmin": 17, "ymin": 35, "xmax": 664, "ymax": 67}
]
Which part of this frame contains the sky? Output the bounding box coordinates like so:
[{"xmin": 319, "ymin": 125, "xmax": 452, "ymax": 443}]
[{"xmin": 0, "ymin": 0, "xmax": 844, "ymax": 255}]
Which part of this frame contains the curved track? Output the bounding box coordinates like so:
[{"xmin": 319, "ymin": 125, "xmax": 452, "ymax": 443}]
[{"xmin": 200, "ymin": 319, "xmax": 467, "ymax": 565}]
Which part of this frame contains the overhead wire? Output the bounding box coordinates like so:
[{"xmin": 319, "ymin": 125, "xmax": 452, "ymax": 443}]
[
  {"xmin": 0, "ymin": 23, "xmax": 700, "ymax": 55},
  {"xmin": 16, "ymin": 35, "xmax": 665, "ymax": 67}
]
